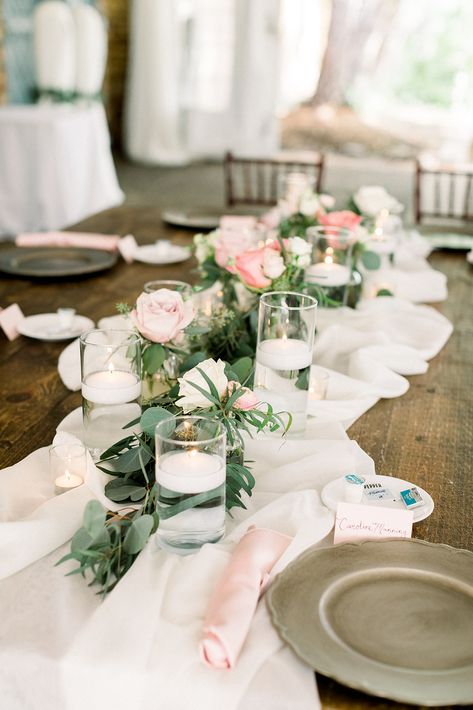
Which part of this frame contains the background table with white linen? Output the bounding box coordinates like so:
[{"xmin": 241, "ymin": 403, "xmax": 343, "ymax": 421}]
[
  {"xmin": 0, "ymin": 208, "xmax": 472, "ymax": 710},
  {"xmin": 0, "ymin": 104, "xmax": 123, "ymax": 235}
]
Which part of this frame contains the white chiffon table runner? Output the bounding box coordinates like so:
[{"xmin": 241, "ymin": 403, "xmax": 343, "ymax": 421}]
[{"xmin": 0, "ymin": 408, "xmax": 374, "ymax": 710}]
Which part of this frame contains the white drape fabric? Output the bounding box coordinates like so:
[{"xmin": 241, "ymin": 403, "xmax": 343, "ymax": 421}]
[
  {"xmin": 124, "ymin": 0, "xmax": 281, "ymax": 164},
  {"xmin": 0, "ymin": 407, "xmax": 377, "ymax": 710},
  {"xmin": 33, "ymin": 1, "xmax": 107, "ymax": 97}
]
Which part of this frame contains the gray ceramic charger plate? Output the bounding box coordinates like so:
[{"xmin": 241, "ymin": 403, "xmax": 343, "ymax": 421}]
[
  {"xmin": 0, "ymin": 247, "xmax": 117, "ymax": 278},
  {"xmin": 161, "ymin": 207, "xmax": 263, "ymax": 230},
  {"xmin": 266, "ymin": 538, "xmax": 473, "ymax": 706},
  {"xmin": 423, "ymin": 232, "xmax": 473, "ymax": 250}
]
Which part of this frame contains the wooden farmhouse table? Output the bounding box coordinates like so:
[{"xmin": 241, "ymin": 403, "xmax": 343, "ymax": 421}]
[{"xmin": 0, "ymin": 204, "xmax": 472, "ymax": 710}]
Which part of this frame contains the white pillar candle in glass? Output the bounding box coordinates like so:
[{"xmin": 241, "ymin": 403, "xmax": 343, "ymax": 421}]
[
  {"xmin": 155, "ymin": 416, "xmax": 226, "ymax": 552},
  {"xmin": 50, "ymin": 443, "xmax": 86, "ymax": 495},
  {"xmin": 306, "ymin": 227, "xmax": 354, "ymax": 307},
  {"xmin": 80, "ymin": 330, "xmax": 141, "ymax": 459},
  {"xmin": 254, "ymin": 291, "xmax": 317, "ymax": 437}
]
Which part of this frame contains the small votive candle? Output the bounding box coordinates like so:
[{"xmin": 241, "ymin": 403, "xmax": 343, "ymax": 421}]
[
  {"xmin": 50, "ymin": 443, "xmax": 86, "ymax": 495},
  {"xmin": 309, "ymin": 367, "xmax": 329, "ymax": 401}
]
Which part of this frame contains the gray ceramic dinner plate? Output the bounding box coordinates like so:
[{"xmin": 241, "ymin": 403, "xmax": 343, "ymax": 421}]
[
  {"xmin": 266, "ymin": 539, "xmax": 473, "ymax": 706},
  {"xmin": 0, "ymin": 247, "xmax": 117, "ymax": 278}
]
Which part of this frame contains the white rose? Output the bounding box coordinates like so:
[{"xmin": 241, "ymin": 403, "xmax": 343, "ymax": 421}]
[
  {"xmin": 320, "ymin": 194, "xmax": 336, "ymax": 209},
  {"xmin": 299, "ymin": 190, "xmax": 321, "ymax": 216},
  {"xmin": 262, "ymin": 248, "xmax": 285, "ymax": 279},
  {"xmin": 176, "ymin": 358, "xmax": 228, "ymax": 412},
  {"xmin": 353, "ymin": 186, "xmax": 404, "ymax": 217},
  {"xmin": 287, "ymin": 236, "xmax": 311, "ymax": 257}
]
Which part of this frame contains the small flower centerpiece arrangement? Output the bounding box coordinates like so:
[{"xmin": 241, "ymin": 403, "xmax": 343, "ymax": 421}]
[
  {"xmin": 118, "ymin": 288, "xmax": 206, "ymax": 400},
  {"xmin": 60, "ymin": 357, "xmax": 288, "ymax": 595}
]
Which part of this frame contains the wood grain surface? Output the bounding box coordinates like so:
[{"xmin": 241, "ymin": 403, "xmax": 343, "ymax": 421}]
[{"xmin": 0, "ymin": 206, "xmax": 472, "ymax": 710}]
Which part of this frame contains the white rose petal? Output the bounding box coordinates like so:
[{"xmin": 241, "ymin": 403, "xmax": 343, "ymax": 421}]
[
  {"xmin": 287, "ymin": 236, "xmax": 311, "ymax": 257},
  {"xmin": 262, "ymin": 249, "xmax": 285, "ymax": 280},
  {"xmin": 176, "ymin": 358, "xmax": 228, "ymax": 412}
]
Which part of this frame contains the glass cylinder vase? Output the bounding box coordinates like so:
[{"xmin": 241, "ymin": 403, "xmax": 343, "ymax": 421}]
[
  {"xmin": 253, "ymin": 291, "xmax": 317, "ymax": 437},
  {"xmin": 80, "ymin": 329, "xmax": 141, "ymax": 460},
  {"xmin": 155, "ymin": 416, "xmax": 226, "ymax": 553},
  {"xmin": 305, "ymin": 226, "xmax": 354, "ymax": 307}
]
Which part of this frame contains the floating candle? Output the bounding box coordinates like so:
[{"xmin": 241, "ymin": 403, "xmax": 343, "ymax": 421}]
[
  {"xmin": 54, "ymin": 471, "xmax": 84, "ymax": 495},
  {"xmin": 156, "ymin": 450, "xmax": 225, "ymax": 494},
  {"xmin": 305, "ymin": 262, "xmax": 351, "ymax": 287},
  {"xmin": 256, "ymin": 338, "xmax": 312, "ymax": 371},
  {"xmin": 81, "ymin": 369, "xmax": 141, "ymax": 405}
]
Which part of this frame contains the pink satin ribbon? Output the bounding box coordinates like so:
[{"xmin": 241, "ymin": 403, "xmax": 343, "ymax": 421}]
[
  {"xmin": 16, "ymin": 232, "xmax": 120, "ymax": 251},
  {"xmin": 200, "ymin": 527, "xmax": 292, "ymax": 669}
]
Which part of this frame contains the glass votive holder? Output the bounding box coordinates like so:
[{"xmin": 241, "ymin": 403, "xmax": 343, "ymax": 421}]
[
  {"xmin": 309, "ymin": 367, "xmax": 329, "ymax": 401},
  {"xmin": 50, "ymin": 442, "xmax": 86, "ymax": 495},
  {"xmin": 305, "ymin": 226, "xmax": 354, "ymax": 307},
  {"xmin": 143, "ymin": 280, "xmax": 193, "ymax": 300},
  {"xmin": 155, "ymin": 416, "xmax": 226, "ymax": 553},
  {"xmin": 254, "ymin": 291, "xmax": 317, "ymax": 437},
  {"xmin": 277, "ymin": 171, "xmax": 316, "ymax": 204},
  {"xmin": 80, "ymin": 329, "xmax": 141, "ymax": 460},
  {"xmin": 57, "ymin": 307, "xmax": 76, "ymax": 330}
]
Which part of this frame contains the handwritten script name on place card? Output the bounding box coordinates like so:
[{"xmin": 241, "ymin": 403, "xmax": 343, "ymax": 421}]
[
  {"xmin": 0, "ymin": 303, "xmax": 25, "ymax": 341},
  {"xmin": 334, "ymin": 502, "xmax": 413, "ymax": 545}
]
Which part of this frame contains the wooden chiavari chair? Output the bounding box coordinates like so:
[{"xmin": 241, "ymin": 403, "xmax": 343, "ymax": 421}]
[
  {"xmin": 224, "ymin": 151, "xmax": 325, "ymax": 208},
  {"xmin": 415, "ymin": 159, "xmax": 473, "ymax": 226}
]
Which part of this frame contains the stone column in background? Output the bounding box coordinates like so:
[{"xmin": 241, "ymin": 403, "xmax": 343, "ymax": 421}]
[{"xmin": 98, "ymin": 0, "xmax": 128, "ymax": 147}]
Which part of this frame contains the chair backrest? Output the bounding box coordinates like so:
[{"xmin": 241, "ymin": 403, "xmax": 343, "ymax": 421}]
[
  {"xmin": 224, "ymin": 151, "xmax": 325, "ymax": 207},
  {"xmin": 415, "ymin": 159, "xmax": 473, "ymax": 225}
]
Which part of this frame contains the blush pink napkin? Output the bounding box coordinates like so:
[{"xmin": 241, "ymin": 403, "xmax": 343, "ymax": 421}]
[
  {"xmin": 200, "ymin": 527, "xmax": 292, "ymax": 669},
  {"xmin": 16, "ymin": 232, "xmax": 120, "ymax": 251},
  {"xmin": 219, "ymin": 216, "xmax": 258, "ymax": 230},
  {"xmin": 0, "ymin": 303, "xmax": 25, "ymax": 340}
]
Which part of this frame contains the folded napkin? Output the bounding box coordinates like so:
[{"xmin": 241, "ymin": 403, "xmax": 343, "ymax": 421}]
[
  {"xmin": 219, "ymin": 216, "xmax": 258, "ymax": 229},
  {"xmin": 16, "ymin": 231, "xmax": 120, "ymax": 251},
  {"xmin": 200, "ymin": 527, "xmax": 291, "ymax": 669}
]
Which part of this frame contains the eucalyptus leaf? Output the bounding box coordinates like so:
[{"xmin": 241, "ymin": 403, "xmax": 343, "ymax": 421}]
[
  {"xmin": 83, "ymin": 500, "xmax": 106, "ymax": 538},
  {"xmin": 180, "ymin": 351, "xmax": 207, "ymax": 373},
  {"xmin": 110, "ymin": 445, "xmax": 152, "ymax": 474},
  {"xmin": 105, "ymin": 478, "xmax": 147, "ymax": 502},
  {"xmin": 140, "ymin": 406, "xmax": 172, "ymax": 437},
  {"xmin": 361, "ymin": 250, "xmax": 381, "ymax": 270},
  {"xmin": 123, "ymin": 515, "xmax": 154, "ymax": 554}
]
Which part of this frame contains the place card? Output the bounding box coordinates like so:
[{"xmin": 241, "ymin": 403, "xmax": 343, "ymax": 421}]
[
  {"xmin": 118, "ymin": 234, "xmax": 138, "ymax": 263},
  {"xmin": 0, "ymin": 303, "xmax": 25, "ymax": 340},
  {"xmin": 333, "ymin": 501, "xmax": 413, "ymax": 545}
]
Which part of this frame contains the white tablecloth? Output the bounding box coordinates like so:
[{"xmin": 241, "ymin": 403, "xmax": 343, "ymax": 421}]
[{"xmin": 0, "ymin": 104, "xmax": 124, "ymax": 235}]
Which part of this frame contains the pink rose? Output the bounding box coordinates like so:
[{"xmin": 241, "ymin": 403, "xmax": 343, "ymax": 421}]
[
  {"xmin": 317, "ymin": 210, "xmax": 362, "ymax": 231},
  {"xmin": 234, "ymin": 243, "xmax": 283, "ymax": 290},
  {"xmin": 227, "ymin": 381, "xmax": 259, "ymax": 410},
  {"xmin": 215, "ymin": 229, "xmax": 258, "ymax": 272},
  {"xmin": 130, "ymin": 289, "xmax": 194, "ymax": 343}
]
